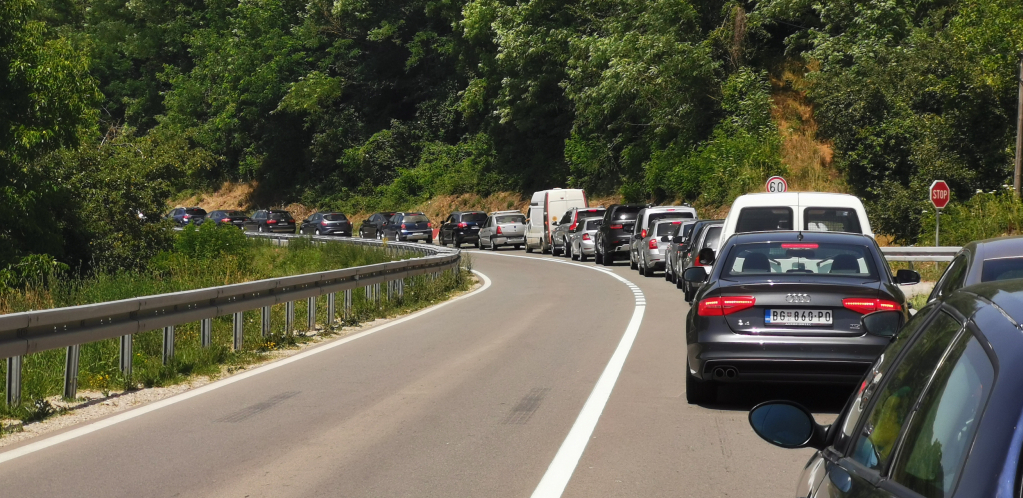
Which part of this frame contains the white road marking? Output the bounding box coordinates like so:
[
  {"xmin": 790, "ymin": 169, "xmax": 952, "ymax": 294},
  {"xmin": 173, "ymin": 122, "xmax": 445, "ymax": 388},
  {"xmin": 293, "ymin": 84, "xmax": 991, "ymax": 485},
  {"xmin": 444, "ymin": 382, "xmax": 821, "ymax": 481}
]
[
  {"xmin": 0, "ymin": 270, "xmax": 493, "ymax": 465},
  {"xmin": 472, "ymin": 251, "xmax": 646, "ymax": 497}
]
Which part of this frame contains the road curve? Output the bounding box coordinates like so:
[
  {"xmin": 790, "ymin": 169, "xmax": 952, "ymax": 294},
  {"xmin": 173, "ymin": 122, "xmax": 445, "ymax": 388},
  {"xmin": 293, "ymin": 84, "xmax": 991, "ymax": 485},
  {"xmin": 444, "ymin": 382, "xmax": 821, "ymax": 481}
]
[{"xmin": 0, "ymin": 248, "xmax": 842, "ymax": 497}]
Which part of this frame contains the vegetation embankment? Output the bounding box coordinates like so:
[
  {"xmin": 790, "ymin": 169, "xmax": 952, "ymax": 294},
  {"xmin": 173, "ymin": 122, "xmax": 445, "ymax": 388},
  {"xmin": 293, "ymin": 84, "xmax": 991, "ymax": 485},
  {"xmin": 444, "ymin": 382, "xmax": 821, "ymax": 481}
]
[{"xmin": 0, "ymin": 224, "xmax": 472, "ymax": 425}]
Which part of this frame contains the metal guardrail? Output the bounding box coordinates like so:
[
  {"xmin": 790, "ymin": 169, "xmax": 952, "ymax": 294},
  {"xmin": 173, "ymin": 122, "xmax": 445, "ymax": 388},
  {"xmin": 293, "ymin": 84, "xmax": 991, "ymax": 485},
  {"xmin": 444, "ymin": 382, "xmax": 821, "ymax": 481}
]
[
  {"xmin": 880, "ymin": 246, "xmax": 961, "ymax": 262},
  {"xmin": 0, "ymin": 232, "xmax": 461, "ymax": 405}
]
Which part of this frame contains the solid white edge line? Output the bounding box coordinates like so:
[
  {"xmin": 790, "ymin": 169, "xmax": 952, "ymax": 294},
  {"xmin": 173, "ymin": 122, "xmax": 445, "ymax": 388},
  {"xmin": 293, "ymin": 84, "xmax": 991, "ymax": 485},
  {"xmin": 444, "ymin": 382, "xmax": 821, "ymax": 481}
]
[
  {"xmin": 472, "ymin": 251, "xmax": 647, "ymax": 498},
  {"xmin": 0, "ymin": 270, "xmax": 493, "ymax": 466}
]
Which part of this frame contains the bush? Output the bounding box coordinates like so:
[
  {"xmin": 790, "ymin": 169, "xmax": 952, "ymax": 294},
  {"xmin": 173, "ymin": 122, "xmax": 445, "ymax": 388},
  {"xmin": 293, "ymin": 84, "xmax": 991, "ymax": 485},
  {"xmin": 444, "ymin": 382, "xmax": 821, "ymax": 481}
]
[
  {"xmin": 917, "ymin": 190, "xmax": 1023, "ymax": 246},
  {"xmin": 174, "ymin": 223, "xmax": 249, "ymax": 259}
]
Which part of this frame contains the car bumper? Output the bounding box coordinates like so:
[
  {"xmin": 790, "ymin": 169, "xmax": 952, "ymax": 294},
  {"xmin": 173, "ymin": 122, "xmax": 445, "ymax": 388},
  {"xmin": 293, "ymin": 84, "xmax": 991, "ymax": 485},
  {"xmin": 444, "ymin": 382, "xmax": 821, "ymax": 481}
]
[
  {"xmin": 269, "ymin": 226, "xmax": 294, "ymax": 233},
  {"xmin": 493, "ymin": 236, "xmax": 525, "ymax": 246},
  {"xmin": 320, "ymin": 228, "xmax": 351, "ymax": 236},
  {"xmin": 688, "ymin": 331, "xmax": 888, "ymax": 384},
  {"xmin": 400, "ymin": 231, "xmax": 432, "ymax": 240},
  {"xmin": 455, "ymin": 230, "xmax": 480, "ymax": 241}
]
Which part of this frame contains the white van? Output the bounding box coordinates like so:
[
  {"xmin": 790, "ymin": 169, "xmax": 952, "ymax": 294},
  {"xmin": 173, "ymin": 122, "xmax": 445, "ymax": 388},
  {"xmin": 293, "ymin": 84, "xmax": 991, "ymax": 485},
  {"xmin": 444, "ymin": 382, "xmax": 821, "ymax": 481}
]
[
  {"xmin": 716, "ymin": 192, "xmax": 872, "ymax": 252},
  {"xmin": 525, "ymin": 188, "xmax": 588, "ymax": 253}
]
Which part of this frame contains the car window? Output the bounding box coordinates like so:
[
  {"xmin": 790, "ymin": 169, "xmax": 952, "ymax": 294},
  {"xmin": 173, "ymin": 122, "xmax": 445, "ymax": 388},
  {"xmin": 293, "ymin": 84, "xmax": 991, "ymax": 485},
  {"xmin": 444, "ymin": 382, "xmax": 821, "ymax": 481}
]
[
  {"xmin": 736, "ymin": 207, "xmax": 793, "ymax": 233},
  {"xmin": 496, "ymin": 214, "xmax": 526, "ymax": 224},
  {"xmin": 649, "ymin": 212, "xmax": 693, "ymax": 225},
  {"xmin": 269, "ymin": 212, "xmax": 291, "ymax": 221},
  {"xmin": 933, "ymin": 254, "xmax": 969, "ymax": 300},
  {"xmin": 722, "ymin": 242, "xmax": 879, "ymax": 279},
  {"xmin": 404, "ymin": 214, "xmax": 429, "ymax": 223},
  {"xmin": 561, "ymin": 211, "xmax": 572, "ymax": 225},
  {"xmin": 323, "ymin": 214, "xmax": 346, "ymax": 221},
  {"xmin": 804, "ymin": 208, "xmax": 862, "ymax": 234},
  {"xmin": 584, "ymin": 219, "xmax": 602, "ymax": 230},
  {"xmin": 226, "ymin": 210, "xmax": 246, "ymax": 217},
  {"xmin": 702, "ymin": 226, "xmax": 722, "ymax": 249},
  {"xmin": 981, "ymin": 257, "xmax": 1023, "ymax": 282},
  {"xmin": 612, "ymin": 207, "xmax": 641, "ymax": 221},
  {"xmin": 849, "ymin": 311, "xmax": 963, "ymax": 471},
  {"xmin": 834, "ymin": 303, "xmax": 942, "ymax": 453},
  {"xmin": 890, "ymin": 330, "xmax": 993, "ymax": 497},
  {"xmin": 463, "ymin": 213, "xmax": 486, "ymax": 223},
  {"xmin": 655, "ymin": 221, "xmax": 682, "ymax": 236},
  {"xmin": 185, "ymin": 208, "xmax": 206, "ymax": 216}
]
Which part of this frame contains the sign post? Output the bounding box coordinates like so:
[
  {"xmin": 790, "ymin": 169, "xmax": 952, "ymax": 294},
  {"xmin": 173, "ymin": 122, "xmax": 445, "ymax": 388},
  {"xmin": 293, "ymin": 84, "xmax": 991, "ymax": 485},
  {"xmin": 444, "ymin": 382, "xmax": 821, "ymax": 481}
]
[
  {"xmin": 930, "ymin": 180, "xmax": 950, "ymax": 246},
  {"xmin": 765, "ymin": 176, "xmax": 788, "ymax": 193}
]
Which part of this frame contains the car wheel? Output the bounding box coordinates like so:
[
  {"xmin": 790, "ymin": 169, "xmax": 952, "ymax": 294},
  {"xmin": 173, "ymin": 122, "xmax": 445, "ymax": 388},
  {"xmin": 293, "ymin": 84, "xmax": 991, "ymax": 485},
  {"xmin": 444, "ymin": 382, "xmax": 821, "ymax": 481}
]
[
  {"xmin": 580, "ymin": 252, "xmax": 587, "ymax": 262},
  {"xmin": 594, "ymin": 247, "xmax": 603, "ymax": 265},
  {"xmin": 686, "ymin": 360, "xmax": 716, "ymax": 404},
  {"xmin": 258, "ymin": 225, "xmax": 264, "ymax": 233},
  {"xmin": 514, "ymin": 244, "xmax": 521, "ymax": 249},
  {"xmin": 601, "ymin": 248, "xmax": 613, "ymax": 266},
  {"xmin": 475, "ymin": 238, "xmax": 481, "ymax": 249},
  {"xmin": 453, "ymin": 236, "xmax": 462, "ymax": 248},
  {"xmin": 490, "ymin": 237, "xmax": 499, "ymax": 251},
  {"xmin": 630, "ymin": 252, "xmax": 638, "ymax": 270},
  {"xmin": 676, "ymin": 274, "xmax": 685, "ymax": 290},
  {"xmin": 315, "ymin": 229, "xmax": 321, "ymax": 236},
  {"xmin": 525, "ymin": 244, "xmax": 534, "ymax": 253},
  {"xmin": 664, "ymin": 265, "xmax": 672, "ymax": 281}
]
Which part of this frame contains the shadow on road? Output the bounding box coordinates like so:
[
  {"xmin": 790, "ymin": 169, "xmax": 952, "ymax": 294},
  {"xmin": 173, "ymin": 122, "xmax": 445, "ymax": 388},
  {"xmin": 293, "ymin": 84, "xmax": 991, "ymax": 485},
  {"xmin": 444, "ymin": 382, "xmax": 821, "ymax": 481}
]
[{"xmin": 702, "ymin": 382, "xmax": 854, "ymax": 415}]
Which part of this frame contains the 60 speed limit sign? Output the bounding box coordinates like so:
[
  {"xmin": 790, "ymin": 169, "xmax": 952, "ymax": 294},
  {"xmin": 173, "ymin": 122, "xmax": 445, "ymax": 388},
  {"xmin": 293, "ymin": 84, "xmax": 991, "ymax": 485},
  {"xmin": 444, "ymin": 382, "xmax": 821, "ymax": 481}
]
[{"xmin": 765, "ymin": 176, "xmax": 788, "ymax": 193}]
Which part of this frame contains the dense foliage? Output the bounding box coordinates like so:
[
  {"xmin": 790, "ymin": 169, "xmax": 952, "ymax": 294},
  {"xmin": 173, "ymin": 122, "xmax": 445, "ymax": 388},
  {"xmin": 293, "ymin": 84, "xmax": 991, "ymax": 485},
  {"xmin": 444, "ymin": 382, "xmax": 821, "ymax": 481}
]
[{"xmin": 2, "ymin": 0, "xmax": 1022, "ymax": 273}]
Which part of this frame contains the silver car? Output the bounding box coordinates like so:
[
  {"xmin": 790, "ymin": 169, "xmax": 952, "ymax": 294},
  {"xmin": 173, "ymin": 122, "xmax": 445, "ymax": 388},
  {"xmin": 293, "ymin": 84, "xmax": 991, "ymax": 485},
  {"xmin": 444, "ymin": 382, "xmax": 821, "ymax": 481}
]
[
  {"xmin": 567, "ymin": 218, "xmax": 602, "ymax": 261},
  {"xmin": 664, "ymin": 220, "xmax": 697, "ymax": 282},
  {"xmin": 477, "ymin": 211, "xmax": 527, "ymax": 250},
  {"xmin": 636, "ymin": 218, "xmax": 687, "ymax": 277}
]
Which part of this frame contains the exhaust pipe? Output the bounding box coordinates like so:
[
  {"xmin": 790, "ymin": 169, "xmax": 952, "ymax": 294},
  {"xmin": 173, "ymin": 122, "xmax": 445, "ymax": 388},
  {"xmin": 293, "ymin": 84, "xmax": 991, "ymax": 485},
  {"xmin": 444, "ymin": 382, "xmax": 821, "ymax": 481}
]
[
  {"xmin": 713, "ymin": 367, "xmax": 726, "ymax": 379},
  {"xmin": 725, "ymin": 367, "xmax": 737, "ymax": 379}
]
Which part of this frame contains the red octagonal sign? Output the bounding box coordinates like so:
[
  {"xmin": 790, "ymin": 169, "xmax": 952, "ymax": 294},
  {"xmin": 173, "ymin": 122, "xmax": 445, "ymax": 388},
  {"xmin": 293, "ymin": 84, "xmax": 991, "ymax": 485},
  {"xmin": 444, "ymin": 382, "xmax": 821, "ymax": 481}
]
[{"xmin": 930, "ymin": 180, "xmax": 950, "ymax": 209}]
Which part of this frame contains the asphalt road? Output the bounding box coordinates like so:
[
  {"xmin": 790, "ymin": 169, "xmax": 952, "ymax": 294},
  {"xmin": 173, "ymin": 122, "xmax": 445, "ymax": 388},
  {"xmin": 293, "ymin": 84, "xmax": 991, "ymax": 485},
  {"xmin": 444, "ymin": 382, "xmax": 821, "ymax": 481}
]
[{"xmin": 0, "ymin": 247, "xmax": 850, "ymax": 497}]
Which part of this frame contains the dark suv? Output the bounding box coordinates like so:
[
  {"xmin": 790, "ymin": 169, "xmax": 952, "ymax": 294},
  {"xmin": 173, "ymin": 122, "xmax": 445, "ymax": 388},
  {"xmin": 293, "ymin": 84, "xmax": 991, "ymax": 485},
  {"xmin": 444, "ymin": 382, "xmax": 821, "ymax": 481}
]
[
  {"xmin": 167, "ymin": 207, "xmax": 207, "ymax": 226},
  {"xmin": 381, "ymin": 212, "xmax": 433, "ymax": 243},
  {"xmin": 439, "ymin": 211, "xmax": 487, "ymax": 247},
  {"xmin": 207, "ymin": 210, "xmax": 249, "ymax": 229},
  {"xmin": 300, "ymin": 212, "xmax": 352, "ymax": 236},
  {"xmin": 359, "ymin": 212, "xmax": 397, "ymax": 239},
  {"xmin": 245, "ymin": 209, "xmax": 296, "ymax": 233},
  {"xmin": 595, "ymin": 204, "xmax": 644, "ymax": 266}
]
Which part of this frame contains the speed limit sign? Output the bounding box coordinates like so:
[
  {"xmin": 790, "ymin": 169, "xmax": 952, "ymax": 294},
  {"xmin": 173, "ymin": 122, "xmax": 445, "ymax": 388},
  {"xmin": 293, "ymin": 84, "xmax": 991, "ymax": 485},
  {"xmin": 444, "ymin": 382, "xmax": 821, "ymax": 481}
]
[{"xmin": 766, "ymin": 176, "xmax": 788, "ymax": 193}]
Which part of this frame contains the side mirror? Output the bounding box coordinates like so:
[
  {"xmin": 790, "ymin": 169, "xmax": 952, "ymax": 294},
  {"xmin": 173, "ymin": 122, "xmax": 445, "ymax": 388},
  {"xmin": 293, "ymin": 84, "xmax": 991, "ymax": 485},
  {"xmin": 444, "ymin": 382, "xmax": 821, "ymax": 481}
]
[
  {"xmin": 748, "ymin": 401, "xmax": 827, "ymax": 450},
  {"xmin": 896, "ymin": 269, "xmax": 921, "ymax": 285},
  {"xmin": 672, "ymin": 236, "xmax": 685, "ymax": 244},
  {"xmin": 552, "ymin": 221, "xmax": 559, "ymax": 226},
  {"xmin": 683, "ymin": 267, "xmax": 707, "ymax": 283},
  {"xmin": 660, "ymin": 235, "xmax": 670, "ymax": 242},
  {"xmin": 697, "ymin": 248, "xmax": 716, "ymax": 266},
  {"xmin": 861, "ymin": 310, "xmax": 904, "ymax": 338}
]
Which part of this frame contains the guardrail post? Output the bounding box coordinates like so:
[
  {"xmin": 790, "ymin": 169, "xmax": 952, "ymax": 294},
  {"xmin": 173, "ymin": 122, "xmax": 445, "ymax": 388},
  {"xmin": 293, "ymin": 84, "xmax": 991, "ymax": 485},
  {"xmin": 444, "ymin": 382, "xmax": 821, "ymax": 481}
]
[
  {"xmin": 233, "ymin": 312, "xmax": 244, "ymax": 350},
  {"xmin": 5, "ymin": 356, "xmax": 22, "ymax": 406},
  {"xmin": 119, "ymin": 334, "xmax": 133, "ymax": 381},
  {"xmin": 306, "ymin": 296, "xmax": 316, "ymax": 331},
  {"xmin": 375, "ymin": 283, "xmax": 381, "ymax": 306},
  {"xmin": 285, "ymin": 301, "xmax": 295, "ymax": 334},
  {"xmin": 327, "ymin": 292, "xmax": 336, "ymax": 328},
  {"xmin": 387, "ymin": 280, "xmax": 394, "ymax": 301},
  {"xmin": 64, "ymin": 345, "xmax": 80, "ymax": 399},
  {"xmin": 261, "ymin": 306, "xmax": 271, "ymax": 337},
  {"xmin": 344, "ymin": 289, "xmax": 353, "ymax": 320},
  {"xmin": 201, "ymin": 318, "xmax": 212, "ymax": 348},
  {"xmin": 163, "ymin": 326, "xmax": 175, "ymax": 364},
  {"xmin": 365, "ymin": 285, "xmax": 372, "ymax": 301}
]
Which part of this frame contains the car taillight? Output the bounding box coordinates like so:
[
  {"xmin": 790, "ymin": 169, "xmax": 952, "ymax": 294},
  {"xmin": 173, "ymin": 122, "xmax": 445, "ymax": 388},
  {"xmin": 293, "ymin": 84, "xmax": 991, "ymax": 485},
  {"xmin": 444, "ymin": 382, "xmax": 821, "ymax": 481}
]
[
  {"xmin": 321, "ymin": 221, "xmax": 327, "ymax": 226},
  {"xmin": 428, "ymin": 222, "xmax": 433, "ymax": 228},
  {"xmin": 610, "ymin": 224, "xmax": 623, "ymax": 229},
  {"xmin": 401, "ymin": 223, "xmax": 407, "ymax": 229},
  {"xmin": 221, "ymin": 218, "xmax": 230, "ymax": 222},
  {"xmin": 288, "ymin": 219, "xmax": 294, "ymax": 223},
  {"xmin": 698, "ymin": 296, "xmax": 756, "ymax": 316},
  {"xmin": 496, "ymin": 226, "xmax": 503, "ymax": 235},
  {"xmin": 569, "ymin": 223, "xmax": 577, "ymax": 230},
  {"xmin": 583, "ymin": 233, "xmax": 591, "ymax": 240},
  {"xmin": 183, "ymin": 214, "xmax": 190, "ymax": 219},
  {"xmin": 458, "ymin": 222, "xmax": 467, "ymax": 228},
  {"xmin": 693, "ymin": 256, "xmax": 704, "ymax": 267},
  {"xmin": 648, "ymin": 238, "xmax": 658, "ymax": 249},
  {"xmin": 641, "ymin": 229, "xmax": 648, "ymax": 238},
  {"xmin": 843, "ymin": 298, "xmax": 902, "ymax": 314},
  {"xmin": 267, "ymin": 219, "xmax": 277, "ymax": 224},
  {"xmin": 782, "ymin": 243, "xmax": 819, "ymax": 249}
]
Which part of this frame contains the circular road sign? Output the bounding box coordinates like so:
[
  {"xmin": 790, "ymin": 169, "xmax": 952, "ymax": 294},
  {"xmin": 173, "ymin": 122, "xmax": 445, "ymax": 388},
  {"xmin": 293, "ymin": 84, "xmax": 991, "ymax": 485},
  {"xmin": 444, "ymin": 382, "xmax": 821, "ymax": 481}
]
[
  {"xmin": 766, "ymin": 176, "xmax": 788, "ymax": 193},
  {"xmin": 930, "ymin": 180, "xmax": 950, "ymax": 209}
]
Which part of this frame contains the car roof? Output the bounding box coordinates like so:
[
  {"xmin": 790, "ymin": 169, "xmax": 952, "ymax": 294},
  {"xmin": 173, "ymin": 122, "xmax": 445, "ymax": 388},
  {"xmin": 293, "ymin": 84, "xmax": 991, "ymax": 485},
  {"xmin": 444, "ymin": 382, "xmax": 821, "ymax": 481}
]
[
  {"xmin": 453, "ymin": 211, "xmax": 486, "ymax": 214},
  {"xmin": 727, "ymin": 230, "xmax": 875, "ymax": 245},
  {"xmin": 965, "ymin": 235, "xmax": 1023, "ymax": 261},
  {"xmin": 644, "ymin": 205, "xmax": 695, "ymax": 212},
  {"xmin": 491, "ymin": 210, "xmax": 524, "ymax": 214},
  {"xmin": 954, "ymin": 279, "xmax": 1023, "ymax": 326}
]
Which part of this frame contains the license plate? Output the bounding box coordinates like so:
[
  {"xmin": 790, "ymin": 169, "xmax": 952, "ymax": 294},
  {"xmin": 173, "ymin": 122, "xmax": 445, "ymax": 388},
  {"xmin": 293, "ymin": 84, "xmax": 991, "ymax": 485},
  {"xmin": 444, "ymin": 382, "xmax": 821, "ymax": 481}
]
[
  {"xmin": 279, "ymin": 222, "xmax": 288, "ymax": 226},
  {"xmin": 765, "ymin": 309, "xmax": 833, "ymax": 326}
]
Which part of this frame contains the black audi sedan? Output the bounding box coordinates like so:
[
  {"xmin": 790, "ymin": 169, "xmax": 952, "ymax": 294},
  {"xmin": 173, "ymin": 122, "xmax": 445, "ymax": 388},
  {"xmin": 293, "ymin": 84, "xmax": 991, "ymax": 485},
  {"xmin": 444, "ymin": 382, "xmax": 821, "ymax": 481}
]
[
  {"xmin": 926, "ymin": 234, "xmax": 1023, "ymax": 303},
  {"xmin": 300, "ymin": 212, "xmax": 352, "ymax": 236},
  {"xmin": 207, "ymin": 210, "xmax": 249, "ymax": 228},
  {"xmin": 439, "ymin": 211, "xmax": 487, "ymax": 247},
  {"xmin": 244, "ymin": 209, "xmax": 296, "ymax": 233},
  {"xmin": 748, "ymin": 279, "xmax": 1023, "ymax": 498},
  {"xmin": 682, "ymin": 231, "xmax": 920, "ymax": 404}
]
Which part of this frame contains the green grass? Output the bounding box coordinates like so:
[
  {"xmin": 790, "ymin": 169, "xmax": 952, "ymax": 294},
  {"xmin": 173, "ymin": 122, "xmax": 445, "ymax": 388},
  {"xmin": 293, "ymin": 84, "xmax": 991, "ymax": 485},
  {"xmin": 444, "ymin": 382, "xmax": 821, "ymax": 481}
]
[{"xmin": 0, "ymin": 231, "xmax": 470, "ymax": 424}]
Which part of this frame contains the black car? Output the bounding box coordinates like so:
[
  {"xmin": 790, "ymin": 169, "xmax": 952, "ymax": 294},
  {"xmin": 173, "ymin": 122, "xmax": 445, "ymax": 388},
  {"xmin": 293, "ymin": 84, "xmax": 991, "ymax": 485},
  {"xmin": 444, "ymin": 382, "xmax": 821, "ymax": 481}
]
[
  {"xmin": 682, "ymin": 231, "xmax": 920, "ymax": 404},
  {"xmin": 926, "ymin": 234, "xmax": 1023, "ymax": 304},
  {"xmin": 359, "ymin": 212, "xmax": 396, "ymax": 239},
  {"xmin": 677, "ymin": 221, "xmax": 723, "ymax": 301},
  {"xmin": 381, "ymin": 212, "xmax": 433, "ymax": 243},
  {"xmin": 167, "ymin": 207, "xmax": 207, "ymax": 226},
  {"xmin": 439, "ymin": 211, "xmax": 487, "ymax": 247},
  {"xmin": 748, "ymin": 279, "xmax": 1023, "ymax": 498},
  {"xmin": 245, "ymin": 209, "xmax": 296, "ymax": 233},
  {"xmin": 668, "ymin": 219, "xmax": 721, "ymax": 286},
  {"xmin": 300, "ymin": 212, "xmax": 352, "ymax": 236},
  {"xmin": 552, "ymin": 207, "xmax": 605, "ymax": 257},
  {"xmin": 207, "ymin": 210, "xmax": 249, "ymax": 229},
  {"xmin": 594, "ymin": 204, "xmax": 645, "ymax": 266}
]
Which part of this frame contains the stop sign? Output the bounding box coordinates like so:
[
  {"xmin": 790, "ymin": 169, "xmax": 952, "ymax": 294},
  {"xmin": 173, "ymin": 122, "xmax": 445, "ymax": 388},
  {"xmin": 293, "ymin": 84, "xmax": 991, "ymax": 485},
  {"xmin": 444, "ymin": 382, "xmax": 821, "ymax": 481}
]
[{"xmin": 930, "ymin": 180, "xmax": 950, "ymax": 209}]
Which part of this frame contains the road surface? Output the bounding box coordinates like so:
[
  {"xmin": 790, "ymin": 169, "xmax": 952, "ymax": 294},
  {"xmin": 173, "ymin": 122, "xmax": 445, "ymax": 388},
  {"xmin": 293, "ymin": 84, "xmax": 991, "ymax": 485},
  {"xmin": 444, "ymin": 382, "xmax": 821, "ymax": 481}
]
[{"xmin": 0, "ymin": 248, "xmax": 849, "ymax": 497}]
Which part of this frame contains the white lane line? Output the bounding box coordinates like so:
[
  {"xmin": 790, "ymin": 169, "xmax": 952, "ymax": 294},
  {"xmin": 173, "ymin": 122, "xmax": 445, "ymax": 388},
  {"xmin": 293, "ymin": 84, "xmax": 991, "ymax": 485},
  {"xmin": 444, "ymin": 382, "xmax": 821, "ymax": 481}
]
[
  {"xmin": 0, "ymin": 270, "xmax": 493, "ymax": 465},
  {"xmin": 472, "ymin": 251, "xmax": 646, "ymax": 497}
]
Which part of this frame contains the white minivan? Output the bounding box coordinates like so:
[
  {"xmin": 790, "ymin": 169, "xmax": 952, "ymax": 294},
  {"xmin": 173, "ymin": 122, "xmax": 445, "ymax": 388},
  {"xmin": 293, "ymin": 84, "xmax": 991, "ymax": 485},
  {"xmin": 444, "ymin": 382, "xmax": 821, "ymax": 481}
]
[
  {"xmin": 716, "ymin": 192, "xmax": 872, "ymax": 252},
  {"xmin": 525, "ymin": 188, "xmax": 588, "ymax": 253}
]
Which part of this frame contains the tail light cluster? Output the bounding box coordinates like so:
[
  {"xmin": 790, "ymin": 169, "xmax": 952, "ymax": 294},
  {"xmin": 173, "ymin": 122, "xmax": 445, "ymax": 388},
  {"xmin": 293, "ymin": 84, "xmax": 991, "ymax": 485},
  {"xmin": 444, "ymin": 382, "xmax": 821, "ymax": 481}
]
[
  {"xmin": 221, "ymin": 218, "xmax": 231, "ymax": 223},
  {"xmin": 458, "ymin": 222, "xmax": 468, "ymax": 228},
  {"xmin": 582, "ymin": 233, "xmax": 591, "ymax": 240},
  {"xmin": 267, "ymin": 219, "xmax": 277, "ymax": 224},
  {"xmin": 428, "ymin": 222, "xmax": 433, "ymax": 228},
  {"xmin": 648, "ymin": 238, "xmax": 658, "ymax": 249},
  {"xmin": 401, "ymin": 223, "xmax": 407, "ymax": 229},
  {"xmin": 698, "ymin": 296, "xmax": 756, "ymax": 316},
  {"xmin": 842, "ymin": 298, "xmax": 902, "ymax": 314},
  {"xmin": 496, "ymin": 226, "xmax": 503, "ymax": 235},
  {"xmin": 610, "ymin": 224, "xmax": 623, "ymax": 230},
  {"xmin": 641, "ymin": 229, "xmax": 648, "ymax": 239}
]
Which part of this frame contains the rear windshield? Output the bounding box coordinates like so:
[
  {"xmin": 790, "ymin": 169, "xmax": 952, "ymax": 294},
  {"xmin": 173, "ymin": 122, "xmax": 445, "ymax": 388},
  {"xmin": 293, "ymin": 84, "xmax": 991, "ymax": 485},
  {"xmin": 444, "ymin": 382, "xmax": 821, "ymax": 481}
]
[
  {"xmin": 403, "ymin": 214, "xmax": 429, "ymax": 223},
  {"xmin": 584, "ymin": 219, "xmax": 602, "ymax": 230},
  {"xmin": 655, "ymin": 221, "xmax": 684, "ymax": 236},
  {"xmin": 496, "ymin": 214, "xmax": 526, "ymax": 224},
  {"xmin": 649, "ymin": 211, "xmax": 693, "ymax": 224},
  {"xmin": 981, "ymin": 257, "xmax": 1023, "ymax": 282},
  {"xmin": 736, "ymin": 207, "xmax": 793, "ymax": 233},
  {"xmin": 269, "ymin": 211, "xmax": 292, "ymax": 220},
  {"xmin": 185, "ymin": 208, "xmax": 206, "ymax": 216},
  {"xmin": 462, "ymin": 213, "xmax": 487, "ymax": 222},
  {"xmin": 723, "ymin": 242, "xmax": 879, "ymax": 279},
  {"xmin": 702, "ymin": 226, "xmax": 722, "ymax": 249},
  {"xmin": 804, "ymin": 208, "xmax": 862, "ymax": 234},
  {"xmin": 324, "ymin": 213, "xmax": 347, "ymax": 221},
  {"xmin": 224, "ymin": 210, "xmax": 246, "ymax": 217},
  {"xmin": 577, "ymin": 209, "xmax": 605, "ymax": 219},
  {"xmin": 611, "ymin": 207, "xmax": 641, "ymax": 221}
]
